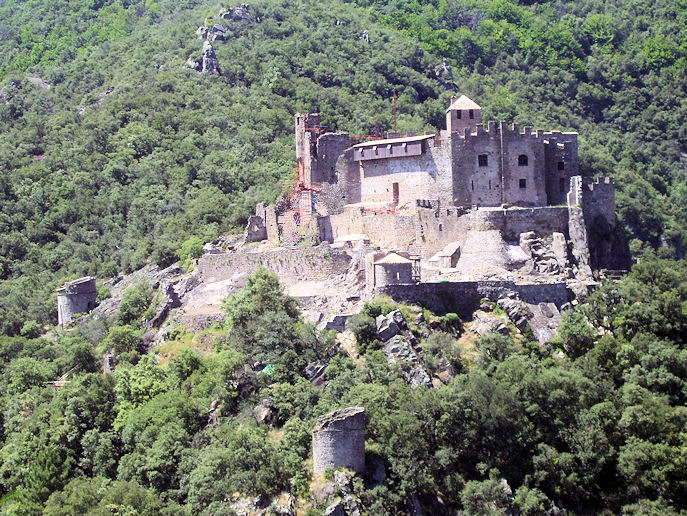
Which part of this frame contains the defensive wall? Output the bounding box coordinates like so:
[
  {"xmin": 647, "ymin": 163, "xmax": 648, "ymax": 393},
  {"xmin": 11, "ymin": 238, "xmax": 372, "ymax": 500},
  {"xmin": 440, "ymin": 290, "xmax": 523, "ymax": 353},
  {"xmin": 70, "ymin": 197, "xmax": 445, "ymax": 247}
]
[
  {"xmin": 319, "ymin": 204, "xmax": 571, "ymax": 258},
  {"xmin": 355, "ymin": 138, "xmax": 453, "ymax": 208},
  {"xmin": 197, "ymin": 243, "xmax": 352, "ymax": 284},
  {"xmin": 375, "ymin": 280, "xmax": 570, "ymax": 318}
]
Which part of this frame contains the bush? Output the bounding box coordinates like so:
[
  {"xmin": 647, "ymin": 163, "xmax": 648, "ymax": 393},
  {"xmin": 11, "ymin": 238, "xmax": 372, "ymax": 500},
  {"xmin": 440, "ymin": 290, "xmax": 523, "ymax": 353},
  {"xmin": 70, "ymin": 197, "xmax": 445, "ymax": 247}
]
[
  {"xmin": 103, "ymin": 325, "xmax": 142, "ymax": 354},
  {"xmin": 117, "ymin": 282, "xmax": 154, "ymax": 326},
  {"xmin": 346, "ymin": 313, "xmax": 379, "ymax": 354}
]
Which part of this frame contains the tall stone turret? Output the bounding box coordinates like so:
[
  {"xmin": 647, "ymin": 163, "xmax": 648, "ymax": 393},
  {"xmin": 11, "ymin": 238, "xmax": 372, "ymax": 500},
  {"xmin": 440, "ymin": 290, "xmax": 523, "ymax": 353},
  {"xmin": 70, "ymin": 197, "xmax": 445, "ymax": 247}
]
[
  {"xmin": 56, "ymin": 276, "xmax": 97, "ymax": 328},
  {"xmin": 312, "ymin": 407, "xmax": 366, "ymax": 475}
]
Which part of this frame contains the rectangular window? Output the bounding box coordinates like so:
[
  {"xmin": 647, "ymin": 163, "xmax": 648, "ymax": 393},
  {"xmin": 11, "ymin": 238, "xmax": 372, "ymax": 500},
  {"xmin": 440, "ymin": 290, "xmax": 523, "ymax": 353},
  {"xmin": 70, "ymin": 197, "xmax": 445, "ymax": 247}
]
[
  {"xmin": 557, "ymin": 161, "xmax": 565, "ymax": 170},
  {"xmin": 456, "ymin": 110, "xmax": 462, "ymax": 119},
  {"xmin": 478, "ymin": 154, "xmax": 488, "ymax": 167},
  {"xmin": 469, "ymin": 109, "xmax": 474, "ymax": 119},
  {"xmin": 519, "ymin": 179, "xmax": 527, "ymax": 189}
]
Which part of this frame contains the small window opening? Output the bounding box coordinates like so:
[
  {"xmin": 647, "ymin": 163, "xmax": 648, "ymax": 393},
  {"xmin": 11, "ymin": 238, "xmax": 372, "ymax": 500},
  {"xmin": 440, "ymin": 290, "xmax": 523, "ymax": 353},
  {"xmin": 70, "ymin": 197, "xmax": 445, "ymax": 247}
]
[
  {"xmin": 557, "ymin": 161, "xmax": 565, "ymax": 170},
  {"xmin": 396, "ymin": 272, "xmax": 400, "ymax": 281},
  {"xmin": 456, "ymin": 110, "xmax": 462, "ymax": 119},
  {"xmin": 471, "ymin": 180, "xmax": 474, "ymax": 191},
  {"xmin": 374, "ymin": 146, "xmax": 378, "ymax": 155},
  {"xmin": 519, "ymin": 179, "xmax": 527, "ymax": 189},
  {"xmin": 489, "ymin": 180, "xmax": 492, "ymax": 189},
  {"xmin": 518, "ymin": 154, "xmax": 528, "ymax": 166},
  {"xmin": 439, "ymin": 224, "xmax": 443, "ymax": 232},
  {"xmin": 478, "ymin": 154, "xmax": 488, "ymax": 167},
  {"xmin": 469, "ymin": 109, "xmax": 474, "ymax": 119}
]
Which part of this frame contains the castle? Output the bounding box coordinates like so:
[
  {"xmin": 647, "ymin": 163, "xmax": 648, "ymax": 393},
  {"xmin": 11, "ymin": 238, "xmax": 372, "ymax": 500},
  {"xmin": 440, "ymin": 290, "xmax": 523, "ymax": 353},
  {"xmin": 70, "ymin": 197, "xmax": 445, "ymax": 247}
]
[
  {"xmin": 295, "ymin": 95, "xmax": 578, "ymax": 210},
  {"xmin": 248, "ymin": 95, "xmax": 628, "ymax": 277}
]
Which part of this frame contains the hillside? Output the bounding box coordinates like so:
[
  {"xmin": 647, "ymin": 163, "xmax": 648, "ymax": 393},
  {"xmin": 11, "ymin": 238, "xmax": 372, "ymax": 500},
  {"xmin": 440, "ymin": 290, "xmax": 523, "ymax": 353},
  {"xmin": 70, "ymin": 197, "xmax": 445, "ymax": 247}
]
[
  {"xmin": 0, "ymin": 0, "xmax": 686, "ymax": 334},
  {"xmin": 1, "ymin": 0, "xmax": 687, "ymax": 513}
]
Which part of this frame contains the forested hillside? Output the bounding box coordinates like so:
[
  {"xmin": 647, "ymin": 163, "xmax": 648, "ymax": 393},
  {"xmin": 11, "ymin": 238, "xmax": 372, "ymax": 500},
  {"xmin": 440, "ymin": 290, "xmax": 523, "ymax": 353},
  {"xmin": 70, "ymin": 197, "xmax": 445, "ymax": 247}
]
[
  {"xmin": 2, "ymin": 261, "xmax": 687, "ymax": 514},
  {"xmin": 1, "ymin": 1, "xmax": 687, "ymax": 512},
  {"xmin": 1, "ymin": 0, "xmax": 686, "ymax": 334}
]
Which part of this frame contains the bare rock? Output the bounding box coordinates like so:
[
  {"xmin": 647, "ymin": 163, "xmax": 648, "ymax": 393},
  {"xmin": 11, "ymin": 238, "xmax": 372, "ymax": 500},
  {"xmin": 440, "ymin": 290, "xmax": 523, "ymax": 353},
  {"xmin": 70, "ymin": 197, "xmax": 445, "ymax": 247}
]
[
  {"xmin": 496, "ymin": 297, "xmax": 531, "ymax": 333},
  {"xmin": 201, "ymin": 41, "xmax": 221, "ymax": 75},
  {"xmin": 253, "ymin": 397, "xmax": 274, "ymax": 424},
  {"xmin": 324, "ymin": 500, "xmax": 345, "ymax": 516},
  {"xmin": 472, "ymin": 311, "xmax": 510, "ymax": 336},
  {"xmin": 376, "ymin": 314, "xmax": 400, "ymax": 341},
  {"xmin": 384, "ymin": 335, "xmax": 432, "ymax": 388}
]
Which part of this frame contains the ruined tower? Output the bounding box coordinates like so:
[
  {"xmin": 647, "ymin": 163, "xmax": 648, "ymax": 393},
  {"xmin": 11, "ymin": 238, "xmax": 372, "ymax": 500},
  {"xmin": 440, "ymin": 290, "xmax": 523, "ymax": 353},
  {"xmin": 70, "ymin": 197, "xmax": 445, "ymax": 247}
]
[
  {"xmin": 312, "ymin": 407, "xmax": 366, "ymax": 475},
  {"xmin": 446, "ymin": 94, "xmax": 482, "ymax": 134},
  {"xmin": 56, "ymin": 276, "xmax": 97, "ymax": 328}
]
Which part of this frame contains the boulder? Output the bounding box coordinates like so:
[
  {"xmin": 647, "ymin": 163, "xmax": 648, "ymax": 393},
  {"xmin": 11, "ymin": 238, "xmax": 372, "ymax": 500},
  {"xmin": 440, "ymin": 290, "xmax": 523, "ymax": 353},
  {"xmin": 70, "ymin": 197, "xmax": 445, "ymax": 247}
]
[
  {"xmin": 324, "ymin": 500, "xmax": 345, "ymax": 516},
  {"xmin": 376, "ymin": 314, "xmax": 400, "ymax": 341},
  {"xmin": 253, "ymin": 397, "xmax": 274, "ymax": 424},
  {"xmin": 388, "ymin": 309, "xmax": 408, "ymax": 330},
  {"xmin": 472, "ymin": 311, "xmax": 509, "ymax": 336},
  {"xmin": 304, "ymin": 359, "xmax": 328, "ymax": 387}
]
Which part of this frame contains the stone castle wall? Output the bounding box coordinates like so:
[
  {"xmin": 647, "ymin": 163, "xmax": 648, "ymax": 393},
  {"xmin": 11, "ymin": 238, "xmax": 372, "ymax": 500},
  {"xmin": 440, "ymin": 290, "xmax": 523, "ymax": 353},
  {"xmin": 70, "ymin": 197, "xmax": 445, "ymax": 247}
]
[
  {"xmin": 197, "ymin": 244, "xmax": 351, "ymax": 284},
  {"xmin": 358, "ymin": 140, "xmax": 452, "ymax": 207},
  {"xmin": 375, "ymin": 280, "xmax": 569, "ymax": 318},
  {"xmin": 321, "ymin": 205, "xmax": 570, "ymax": 258}
]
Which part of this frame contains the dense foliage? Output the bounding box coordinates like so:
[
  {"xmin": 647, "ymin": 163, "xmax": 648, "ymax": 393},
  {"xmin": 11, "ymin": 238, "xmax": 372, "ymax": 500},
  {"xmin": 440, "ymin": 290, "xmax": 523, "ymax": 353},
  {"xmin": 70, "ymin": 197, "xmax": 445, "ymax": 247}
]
[
  {"xmin": 1, "ymin": 0, "xmax": 686, "ymax": 334},
  {"xmin": 1, "ymin": 262, "xmax": 687, "ymax": 514}
]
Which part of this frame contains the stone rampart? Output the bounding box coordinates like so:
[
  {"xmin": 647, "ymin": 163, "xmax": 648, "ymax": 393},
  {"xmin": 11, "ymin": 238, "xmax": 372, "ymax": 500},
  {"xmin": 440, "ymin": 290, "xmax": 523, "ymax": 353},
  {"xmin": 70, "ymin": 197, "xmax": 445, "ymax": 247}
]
[
  {"xmin": 197, "ymin": 244, "xmax": 351, "ymax": 284},
  {"xmin": 322, "ymin": 205, "xmax": 570, "ymax": 258},
  {"xmin": 374, "ymin": 280, "xmax": 569, "ymax": 317},
  {"xmin": 312, "ymin": 407, "xmax": 366, "ymax": 475}
]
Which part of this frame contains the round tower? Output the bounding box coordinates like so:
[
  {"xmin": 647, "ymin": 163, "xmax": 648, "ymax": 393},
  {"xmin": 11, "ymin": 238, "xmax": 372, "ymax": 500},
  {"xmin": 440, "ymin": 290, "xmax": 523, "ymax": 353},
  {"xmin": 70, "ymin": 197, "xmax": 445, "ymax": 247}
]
[
  {"xmin": 312, "ymin": 406, "xmax": 366, "ymax": 475},
  {"xmin": 56, "ymin": 276, "xmax": 97, "ymax": 328}
]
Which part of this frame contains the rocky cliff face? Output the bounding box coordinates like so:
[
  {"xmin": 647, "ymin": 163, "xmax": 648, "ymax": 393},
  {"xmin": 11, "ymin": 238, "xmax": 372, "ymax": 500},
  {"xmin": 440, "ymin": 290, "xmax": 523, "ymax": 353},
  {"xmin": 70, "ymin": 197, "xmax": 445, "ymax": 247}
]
[{"xmin": 187, "ymin": 41, "xmax": 221, "ymax": 75}]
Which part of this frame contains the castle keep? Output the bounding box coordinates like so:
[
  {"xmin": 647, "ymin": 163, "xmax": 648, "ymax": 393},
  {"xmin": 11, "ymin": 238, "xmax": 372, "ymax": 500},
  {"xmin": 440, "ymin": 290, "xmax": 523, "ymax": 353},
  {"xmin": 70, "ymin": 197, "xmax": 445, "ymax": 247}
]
[{"xmin": 292, "ymin": 95, "xmax": 578, "ymax": 211}]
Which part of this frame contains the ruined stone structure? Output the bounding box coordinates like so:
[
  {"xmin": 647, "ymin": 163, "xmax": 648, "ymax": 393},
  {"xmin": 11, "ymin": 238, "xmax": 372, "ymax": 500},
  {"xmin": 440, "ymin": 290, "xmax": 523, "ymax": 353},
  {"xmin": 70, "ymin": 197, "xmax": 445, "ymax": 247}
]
[
  {"xmin": 57, "ymin": 277, "xmax": 97, "ymax": 328},
  {"xmin": 312, "ymin": 407, "xmax": 366, "ymax": 476}
]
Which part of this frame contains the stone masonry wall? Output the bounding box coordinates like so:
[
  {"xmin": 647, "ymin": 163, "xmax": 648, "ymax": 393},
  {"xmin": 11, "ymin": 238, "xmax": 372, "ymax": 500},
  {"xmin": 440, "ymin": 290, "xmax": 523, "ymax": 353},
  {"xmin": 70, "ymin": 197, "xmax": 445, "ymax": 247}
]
[
  {"xmin": 375, "ymin": 281, "xmax": 569, "ymax": 318},
  {"xmin": 500, "ymin": 123, "xmax": 547, "ymax": 206},
  {"xmin": 315, "ymin": 133, "xmax": 351, "ymax": 184},
  {"xmin": 358, "ymin": 141, "xmax": 452, "ymax": 208},
  {"xmin": 57, "ymin": 277, "xmax": 97, "ymax": 328},
  {"xmin": 197, "ymin": 244, "xmax": 351, "ymax": 284},
  {"xmin": 321, "ymin": 205, "xmax": 571, "ymax": 258},
  {"xmin": 312, "ymin": 407, "xmax": 366, "ymax": 475}
]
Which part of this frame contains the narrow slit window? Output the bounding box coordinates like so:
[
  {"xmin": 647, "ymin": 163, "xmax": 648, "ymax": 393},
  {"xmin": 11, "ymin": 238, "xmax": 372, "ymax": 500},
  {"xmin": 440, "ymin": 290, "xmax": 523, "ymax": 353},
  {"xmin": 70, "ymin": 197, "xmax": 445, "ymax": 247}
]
[
  {"xmin": 519, "ymin": 179, "xmax": 527, "ymax": 189},
  {"xmin": 396, "ymin": 272, "xmax": 400, "ymax": 281},
  {"xmin": 439, "ymin": 224, "xmax": 443, "ymax": 232},
  {"xmin": 557, "ymin": 161, "xmax": 565, "ymax": 170},
  {"xmin": 489, "ymin": 180, "xmax": 492, "ymax": 189},
  {"xmin": 478, "ymin": 154, "xmax": 488, "ymax": 167},
  {"xmin": 469, "ymin": 109, "xmax": 474, "ymax": 119},
  {"xmin": 518, "ymin": 154, "xmax": 528, "ymax": 166},
  {"xmin": 471, "ymin": 180, "xmax": 474, "ymax": 191}
]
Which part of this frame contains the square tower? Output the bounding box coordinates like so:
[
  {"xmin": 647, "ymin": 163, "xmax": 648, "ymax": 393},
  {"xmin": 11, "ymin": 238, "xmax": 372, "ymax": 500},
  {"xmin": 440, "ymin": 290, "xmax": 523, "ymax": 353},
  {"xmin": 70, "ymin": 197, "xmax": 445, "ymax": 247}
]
[{"xmin": 446, "ymin": 95, "xmax": 482, "ymax": 134}]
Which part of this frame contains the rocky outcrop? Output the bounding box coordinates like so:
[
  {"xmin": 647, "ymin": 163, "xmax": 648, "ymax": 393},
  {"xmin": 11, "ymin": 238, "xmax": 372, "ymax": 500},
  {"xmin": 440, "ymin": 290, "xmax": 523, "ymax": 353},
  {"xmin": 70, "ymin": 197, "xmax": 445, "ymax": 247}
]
[
  {"xmin": 519, "ymin": 231, "xmax": 566, "ymax": 275},
  {"xmin": 188, "ymin": 37, "xmax": 222, "ymax": 74},
  {"xmin": 376, "ymin": 310, "xmax": 432, "ymax": 388}
]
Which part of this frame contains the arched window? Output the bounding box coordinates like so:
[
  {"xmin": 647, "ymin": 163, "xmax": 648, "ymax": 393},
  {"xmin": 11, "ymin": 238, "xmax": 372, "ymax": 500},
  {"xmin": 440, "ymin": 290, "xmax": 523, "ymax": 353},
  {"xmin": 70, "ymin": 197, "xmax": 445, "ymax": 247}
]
[{"xmin": 518, "ymin": 154, "xmax": 528, "ymax": 166}]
